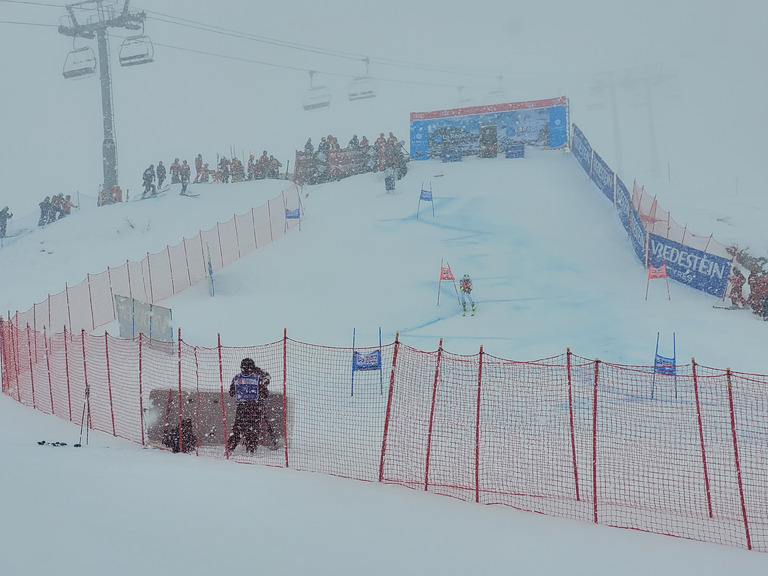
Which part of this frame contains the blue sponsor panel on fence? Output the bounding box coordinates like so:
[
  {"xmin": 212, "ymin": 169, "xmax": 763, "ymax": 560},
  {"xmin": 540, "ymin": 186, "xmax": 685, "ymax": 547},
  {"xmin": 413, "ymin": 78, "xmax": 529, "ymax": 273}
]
[
  {"xmin": 648, "ymin": 234, "xmax": 730, "ymax": 297},
  {"xmin": 591, "ymin": 151, "xmax": 614, "ymax": 202},
  {"xmin": 410, "ymin": 97, "xmax": 568, "ymax": 160},
  {"xmin": 629, "ymin": 204, "xmax": 646, "ymax": 263},
  {"xmin": 615, "ymin": 178, "xmax": 631, "ymax": 230},
  {"xmin": 571, "ymin": 124, "xmax": 592, "ymax": 174},
  {"xmin": 505, "ymin": 143, "xmax": 525, "ymax": 158},
  {"xmin": 410, "ymin": 121, "xmax": 429, "ymax": 160}
]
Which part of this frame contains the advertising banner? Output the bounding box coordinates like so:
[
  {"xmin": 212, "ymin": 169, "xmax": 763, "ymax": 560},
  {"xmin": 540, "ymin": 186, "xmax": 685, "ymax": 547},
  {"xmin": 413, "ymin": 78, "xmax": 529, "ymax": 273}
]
[
  {"xmin": 629, "ymin": 204, "xmax": 646, "ymax": 263},
  {"xmin": 647, "ymin": 234, "xmax": 731, "ymax": 296},
  {"xmin": 410, "ymin": 97, "xmax": 568, "ymax": 161},
  {"xmin": 591, "ymin": 151, "xmax": 614, "ymax": 203},
  {"xmin": 615, "ymin": 178, "xmax": 631, "ymax": 231},
  {"xmin": 571, "ymin": 124, "xmax": 592, "ymax": 175}
]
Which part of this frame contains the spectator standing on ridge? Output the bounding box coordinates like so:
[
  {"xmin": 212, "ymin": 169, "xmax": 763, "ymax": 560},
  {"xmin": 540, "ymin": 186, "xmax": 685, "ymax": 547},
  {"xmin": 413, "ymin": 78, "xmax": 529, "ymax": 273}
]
[
  {"xmin": 459, "ymin": 274, "xmax": 476, "ymax": 316},
  {"xmin": 304, "ymin": 138, "xmax": 314, "ymax": 154},
  {"xmin": 180, "ymin": 160, "xmax": 191, "ymax": 195},
  {"xmin": 256, "ymin": 150, "xmax": 270, "ymax": 179},
  {"xmin": 194, "ymin": 154, "xmax": 204, "ymax": 183},
  {"xmin": 247, "ymin": 154, "xmax": 256, "ymax": 180},
  {"xmin": 729, "ymin": 267, "xmax": 746, "ymax": 308},
  {"xmin": 156, "ymin": 160, "xmax": 167, "ymax": 189},
  {"xmin": 375, "ymin": 132, "xmax": 387, "ymax": 171},
  {"xmin": 0, "ymin": 205, "xmax": 12, "ymax": 238},
  {"xmin": 169, "ymin": 158, "xmax": 181, "ymax": 184},
  {"xmin": 38, "ymin": 196, "xmax": 52, "ymax": 227},
  {"xmin": 227, "ymin": 358, "xmax": 278, "ymax": 454},
  {"xmin": 268, "ymin": 155, "xmax": 282, "ymax": 179},
  {"xmin": 141, "ymin": 164, "xmax": 156, "ymax": 198}
]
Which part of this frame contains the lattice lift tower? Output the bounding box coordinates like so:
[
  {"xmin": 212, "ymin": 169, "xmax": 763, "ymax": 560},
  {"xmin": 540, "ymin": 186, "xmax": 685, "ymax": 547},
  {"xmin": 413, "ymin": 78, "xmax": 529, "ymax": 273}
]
[{"xmin": 58, "ymin": 0, "xmax": 152, "ymax": 199}]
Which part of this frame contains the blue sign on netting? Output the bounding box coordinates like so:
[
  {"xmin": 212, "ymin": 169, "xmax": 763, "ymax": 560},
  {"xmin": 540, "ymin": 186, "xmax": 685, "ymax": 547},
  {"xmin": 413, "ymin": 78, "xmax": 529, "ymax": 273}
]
[
  {"xmin": 571, "ymin": 124, "xmax": 592, "ymax": 174},
  {"xmin": 420, "ymin": 188, "xmax": 433, "ymax": 201},
  {"xmin": 591, "ymin": 151, "xmax": 614, "ymax": 202},
  {"xmin": 615, "ymin": 177, "xmax": 631, "ymax": 230},
  {"xmin": 629, "ymin": 203, "xmax": 646, "ymax": 263},
  {"xmin": 234, "ymin": 373, "xmax": 260, "ymax": 402},
  {"xmin": 352, "ymin": 350, "xmax": 381, "ymax": 371},
  {"xmin": 285, "ymin": 208, "xmax": 300, "ymax": 219},
  {"xmin": 654, "ymin": 355, "xmax": 676, "ymax": 375},
  {"xmin": 648, "ymin": 234, "xmax": 730, "ymax": 297}
]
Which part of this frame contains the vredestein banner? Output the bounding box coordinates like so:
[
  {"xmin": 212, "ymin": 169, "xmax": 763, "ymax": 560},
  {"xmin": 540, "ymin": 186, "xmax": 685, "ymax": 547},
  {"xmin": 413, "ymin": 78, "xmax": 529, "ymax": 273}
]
[
  {"xmin": 409, "ymin": 96, "xmax": 568, "ymax": 160},
  {"xmin": 571, "ymin": 124, "xmax": 592, "ymax": 174},
  {"xmin": 648, "ymin": 234, "xmax": 731, "ymax": 296},
  {"xmin": 591, "ymin": 151, "xmax": 614, "ymax": 202},
  {"xmin": 615, "ymin": 178, "xmax": 631, "ymax": 231}
]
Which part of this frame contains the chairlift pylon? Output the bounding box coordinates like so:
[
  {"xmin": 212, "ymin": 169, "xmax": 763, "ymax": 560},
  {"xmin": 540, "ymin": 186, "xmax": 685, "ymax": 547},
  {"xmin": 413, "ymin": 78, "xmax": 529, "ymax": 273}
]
[
  {"xmin": 303, "ymin": 71, "xmax": 331, "ymax": 111},
  {"xmin": 347, "ymin": 57, "xmax": 376, "ymax": 101},
  {"xmin": 119, "ymin": 34, "xmax": 154, "ymax": 67}
]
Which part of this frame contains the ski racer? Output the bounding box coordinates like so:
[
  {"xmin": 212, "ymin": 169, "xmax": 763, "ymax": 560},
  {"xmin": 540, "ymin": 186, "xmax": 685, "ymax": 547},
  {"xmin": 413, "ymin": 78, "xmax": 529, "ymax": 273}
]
[
  {"xmin": 459, "ymin": 274, "xmax": 476, "ymax": 316},
  {"xmin": 156, "ymin": 161, "xmax": 167, "ymax": 189}
]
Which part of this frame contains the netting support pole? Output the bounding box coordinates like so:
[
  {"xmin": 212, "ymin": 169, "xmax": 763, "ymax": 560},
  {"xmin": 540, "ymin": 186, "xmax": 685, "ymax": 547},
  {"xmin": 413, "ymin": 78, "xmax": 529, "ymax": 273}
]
[
  {"xmin": 218, "ymin": 333, "xmax": 229, "ymax": 460},
  {"xmin": 474, "ymin": 345, "xmax": 483, "ymax": 504},
  {"xmin": 82, "ymin": 330, "xmax": 91, "ymax": 431},
  {"xmin": 424, "ymin": 338, "xmax": 443, "ymax": 492},
  {"xmin": 592, "ymin": 358, "xmax": 600, "ymax": 524},
  {"xmin": 65, "ymin": 284, "xmax": 72, "ymax": 335},
  {"xmin": 726, "ymin": 369, "xmax": 751, "ymax": 550},
  {"xmin": 378, "ymin": 332, "xmax": 400, "ymax": 483},
  {"xmin": 87, "ymin": 273, "xmax": 95, "ymax": 330},
  {"xmin": 26, "ymin": 325, "xmax": 36, "ymax": 409},
  {"xmin": 182, "ymin": 239, "xmax": 191, "ymax": 288},
  {"xmin": 105, "ymin": 332, "xmax": 116, "ymax": 436},
  {"xmin": 282, "ymin": 328, "xmax": 289, "ymax": 467},
  {"xmin": 167, "ymin": 246, "xmax": 175, "ymax": 295},
  {"xmin": 45, "ymin": 333, "xmax": 54, "ymax": 415},
  {"xmin": 193, "ymin": 346, "xmax": 200, "ymax": 456},
  {"xmin": 251, "ymin": 208, "xmax": 258, "ymax": 249},
  {"xmin": 147, "ymin": 252, "xmax": 154, "ymax": 303},
  {"xmin": 216, "ymin": 222, "xmax": 224, "ymax": 268},
  {"xmin": 567, "ymin": 348, "xmax": 580, "ymax": 501},
  {"xmin": 268, "ymin": 200, "xmax": 274, "ymax": 243},
  {"xmin": 234, "ymin": 217, "xmax": 242, "ymax": 259},
  {"xmin": 138, "ymin": 333, "xmax": 145, "ymax": 445},
  {"xmin": 177, "ymin": 328, "xmax": 183, "ymax": 453},
  {"xmin": 64, "ymin": 325, "xmax": 72, "ymax": 420},
  {"xmin": 691, "ymin": 358, "xmax": 712, "ymax": 518}
]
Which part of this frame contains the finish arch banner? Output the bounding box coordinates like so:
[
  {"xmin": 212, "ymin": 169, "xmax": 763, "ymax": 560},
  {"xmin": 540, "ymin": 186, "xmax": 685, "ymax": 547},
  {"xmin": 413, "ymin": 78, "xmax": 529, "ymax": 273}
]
[{"xmin": 410, "ymin": 96, "xmax": 568, "ymax": 161}]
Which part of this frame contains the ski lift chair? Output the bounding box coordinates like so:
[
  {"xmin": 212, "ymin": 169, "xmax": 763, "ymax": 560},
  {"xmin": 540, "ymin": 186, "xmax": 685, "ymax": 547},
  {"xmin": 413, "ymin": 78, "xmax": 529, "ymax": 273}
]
[
  {"xmin": 119, "ymin": 35, "xmax": 154, "ymax": 67},
  {"xmin": 303, "ymin": 71, "xmax": 331, "ymax": 111},
  {"xmin": 62, "ymin": 46, "xmax": 97, "ymax": 79},
  {"xmin": 347, "ymin": 76, "xmax": 376, "ymax": 101}
]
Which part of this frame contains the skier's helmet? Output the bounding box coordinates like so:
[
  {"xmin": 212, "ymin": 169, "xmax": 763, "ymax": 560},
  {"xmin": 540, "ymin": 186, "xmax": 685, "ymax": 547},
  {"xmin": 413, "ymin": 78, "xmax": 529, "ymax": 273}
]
[
  {"xmin": 463, "ymin": 274, "xmax": 470, "ymax": 279},
  {"xmin": 240, "ymin": 358, "xmax": 256, "ymax": 374}
]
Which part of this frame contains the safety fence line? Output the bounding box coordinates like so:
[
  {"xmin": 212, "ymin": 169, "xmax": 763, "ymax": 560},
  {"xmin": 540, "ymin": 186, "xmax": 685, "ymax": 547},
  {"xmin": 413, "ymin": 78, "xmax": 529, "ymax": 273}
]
[
  {"xmin": 3, "ymin": 184, "xmax": 301, "ymax": 338},
  {"xmin": 2, "ymin": 323, "xmax": 767, "ymax": 553}
]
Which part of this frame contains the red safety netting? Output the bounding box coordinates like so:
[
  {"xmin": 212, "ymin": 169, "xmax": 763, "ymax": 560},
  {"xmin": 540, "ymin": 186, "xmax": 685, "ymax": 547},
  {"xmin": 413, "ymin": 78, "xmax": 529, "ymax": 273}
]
[
  {"xmin": 5, "ymin": 185, "xmax": 300, "ymax": 338},
  {"xmin": 3, "ymin": 324, "xmax": 766, "ymax": 552}
]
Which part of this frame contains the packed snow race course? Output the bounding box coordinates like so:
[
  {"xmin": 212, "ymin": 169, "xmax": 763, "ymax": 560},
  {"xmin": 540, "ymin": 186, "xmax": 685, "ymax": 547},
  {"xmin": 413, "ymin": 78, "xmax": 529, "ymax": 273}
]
[{"xmin": 3, "ymin": 150, "xmax": 768, "ymax": 575}]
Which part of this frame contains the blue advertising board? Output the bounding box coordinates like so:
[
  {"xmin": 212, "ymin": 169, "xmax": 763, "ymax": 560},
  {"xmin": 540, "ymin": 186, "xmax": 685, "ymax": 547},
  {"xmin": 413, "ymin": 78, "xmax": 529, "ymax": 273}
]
[
  {"xmin": 629, "ymin": 204, "xmax": 646, "ymax": 263},
  {"xmin": 571, "ymin": 124, "xmax": 592, "ymax": 175},
  {"xmin": 615, "ymin": 178, "xmax": 631, "ymax": 231},
  {"xmin": 647, "ymin": 234, "xmax": 731, "ymax": 297},
  {"xmin": 591, "ymin": 151, "xmax": 614, "ymax": 202}
]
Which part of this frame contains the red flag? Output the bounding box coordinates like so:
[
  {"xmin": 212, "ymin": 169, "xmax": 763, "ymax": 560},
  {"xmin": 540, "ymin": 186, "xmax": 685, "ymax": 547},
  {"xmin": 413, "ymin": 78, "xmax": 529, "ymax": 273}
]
[
  {"xmin": 648, "ymin": 263, "xmax": 667, "ymax": 279},
  {"xmin": 440, "ymin": 266, "xmax": 454, "ymax": 281}
]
